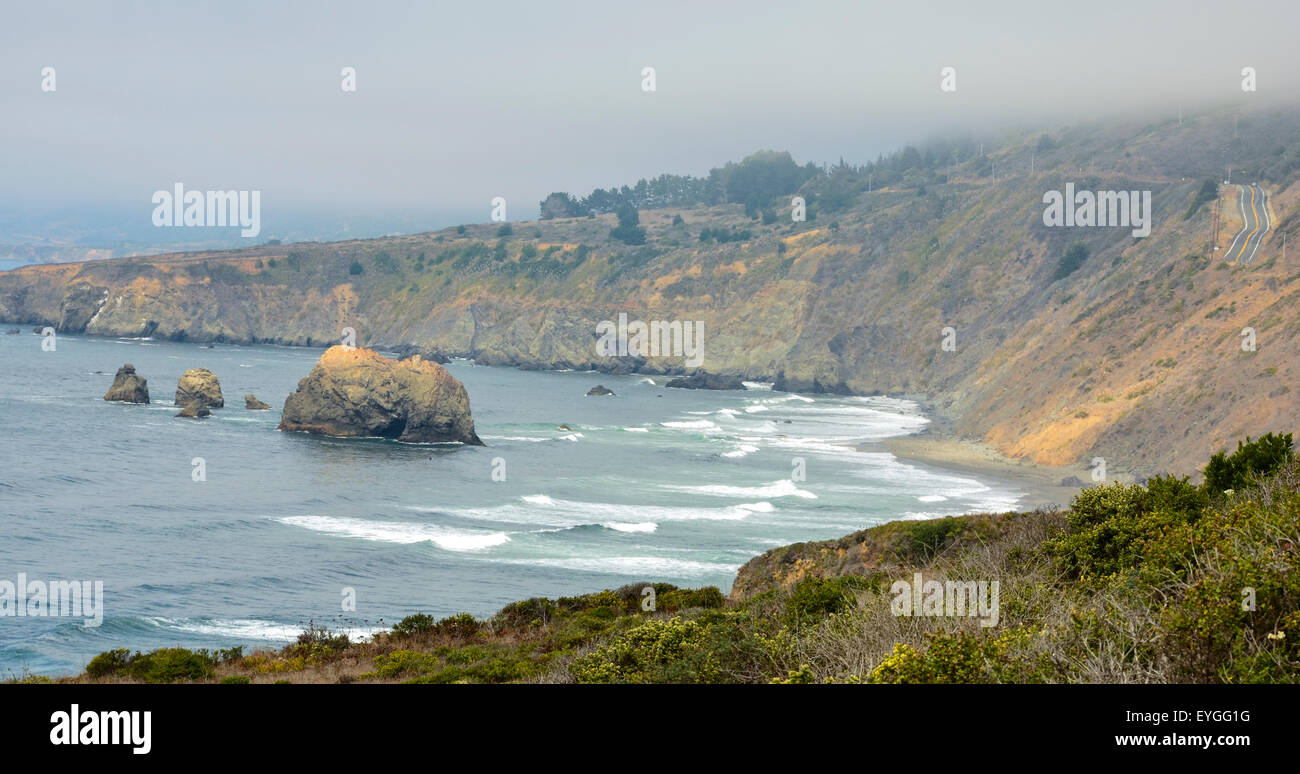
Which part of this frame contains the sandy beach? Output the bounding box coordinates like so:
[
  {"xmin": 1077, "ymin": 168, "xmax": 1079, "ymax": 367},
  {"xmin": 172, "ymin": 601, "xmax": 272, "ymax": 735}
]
[{"xmin": 875, "ymin": 434, "xmax": 1096, "ymax": 511}]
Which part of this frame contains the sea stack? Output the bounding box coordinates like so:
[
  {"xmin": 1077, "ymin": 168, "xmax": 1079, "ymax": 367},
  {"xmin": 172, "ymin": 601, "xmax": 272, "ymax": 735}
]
[
  {"xmin": 665, "ymin": 373, "xmax": 746, "ymax": 390},
  {"xmin": 586, "ymin": 385, "xmax": 615, "ymax": 396},
  {"xmin": 278, "ymin": 346, "xmax": 483, "ymax": 445},
  {"xmin": 103, "ymin": 363, "xmax": 150, "ymax": 403},
  {"xmin": 175, "ymin": 368, "xmax": 224, "ymax": 408},
  {"xmin": 175, "ymin": 401, "xmax": 211, "ymax": 419},
  {"xmin": 245, "ymin": 394, "xmax": 271, "ymax": 410}
]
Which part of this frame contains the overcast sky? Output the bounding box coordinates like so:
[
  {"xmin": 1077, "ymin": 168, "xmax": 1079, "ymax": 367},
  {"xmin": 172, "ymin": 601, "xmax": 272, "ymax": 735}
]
[{"xmin": 1, "ymin": 0, "xmax": 1297, "ymax": 239}]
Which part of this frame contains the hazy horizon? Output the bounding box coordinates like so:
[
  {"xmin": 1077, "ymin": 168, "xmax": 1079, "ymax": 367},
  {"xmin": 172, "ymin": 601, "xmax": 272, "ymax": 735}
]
[{"xmin": 2, "ymin": 0, "xmax": 1298, "ymax": 249}]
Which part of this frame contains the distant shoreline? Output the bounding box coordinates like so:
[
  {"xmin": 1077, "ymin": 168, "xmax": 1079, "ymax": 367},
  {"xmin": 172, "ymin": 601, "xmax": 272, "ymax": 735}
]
[{"xmin": 873, "ymin": 434, "xmax": 1091, "ymax": 511}]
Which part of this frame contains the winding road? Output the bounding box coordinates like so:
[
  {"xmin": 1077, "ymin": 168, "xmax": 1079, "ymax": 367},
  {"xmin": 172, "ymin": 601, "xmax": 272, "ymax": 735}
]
[{"xmin": 1225, "ymin": 183, "xmax": 1270, "ymax": 264}]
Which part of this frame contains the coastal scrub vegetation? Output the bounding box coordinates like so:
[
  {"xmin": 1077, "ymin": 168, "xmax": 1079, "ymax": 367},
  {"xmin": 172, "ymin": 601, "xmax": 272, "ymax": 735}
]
[{"xmin": 46, "ymin": 433, "xmax": 1298, "ymax": 684}]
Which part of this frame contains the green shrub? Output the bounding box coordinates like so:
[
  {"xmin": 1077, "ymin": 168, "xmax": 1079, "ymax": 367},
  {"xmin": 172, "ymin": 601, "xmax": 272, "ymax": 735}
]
[
  {"xmin": 1203, "ymin": 433, "xmax": 1294, "ymax": 496},
  {"xmin": 869, "ymin": 629, "xmax": 1053, "ymax": 684},
  {"xmin": 219, "ymin": 675, "xmax": 251, "ymax": 684},
  {"xmin": 570, "ymin": 617, "xmax": 711, "ymax": 683},
  {"xmin": 129, "ymin": 648, "xmax": 215, "ymax": 683},
  {"xmin": 86, "ymin": 647, "xmax": 215, "ymax": 683},
  {"xmin": 390, "ymin": 613, "xmax": 436, "ymax": 637},
  {"xmin": 370, "ymin": 649, "xmax": 439, "ymax": 679},
  {"xmin": 434, "ymin": 612, "xmax": 481, "ymax": 639},
  {"xmin": 1142, "ymin": 484, "xmax": 1300, "ymax": 682},
  {"xmin": 784, "ymin": 576, "xmax": 867, "ymax": 626},
  {"xmin": 86, "ymin": 648, "xmax": 131, "ymax": 679},
  {"xmin": 1053, "ymin": 242, "xmax": 1089, "ymax": 281},
  {"xmin": 289, "ymin": 625, "xmax": 350, "ymax": 661},
  {"xmin": 903, "ymin": 517, "xmax": 963, "ymax": 561},
  {"xmin": 660, "ymin": 586, "xmax": 725, "ymax": 611},
  {"xmin": 1047, "ymin": 475, "xmax": 1207, "ymax": 580}
]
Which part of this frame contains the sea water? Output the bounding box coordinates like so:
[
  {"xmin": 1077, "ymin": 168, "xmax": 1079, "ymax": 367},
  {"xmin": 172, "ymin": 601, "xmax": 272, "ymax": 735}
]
[{"xmin": 0, "ymin": 333, "xmax": 1023, "ymax": 675}]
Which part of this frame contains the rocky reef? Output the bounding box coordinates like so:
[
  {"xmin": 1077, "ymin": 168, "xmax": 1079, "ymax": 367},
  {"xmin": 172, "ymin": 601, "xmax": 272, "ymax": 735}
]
[
  {"xmin": 278, "ymin": 346, "xmax": 483, "ymax": 445},
  {"xmin": 175, "ymin": 402, "xmax": 211, "ymax": 419},
  {"xmin": 244, "ymin": 394, "xmax": 271, "ymax": 410},
  {"xmin": 665, "ymin": 373, "xmax": 746, "ymax": 390},
  {"xmin": 103, "ymin": 364, "xmax": 150, "ymax": 403},
  {"xmin": 175, "ymin": 368, "xmax": 224, "ymax": 408}
]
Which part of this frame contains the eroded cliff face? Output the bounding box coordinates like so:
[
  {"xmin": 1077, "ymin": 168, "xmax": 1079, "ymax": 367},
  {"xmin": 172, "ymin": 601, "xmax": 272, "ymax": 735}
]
[{"xmin": 4, "ymin": 117, "xmax": 1297, "ymax": 477}]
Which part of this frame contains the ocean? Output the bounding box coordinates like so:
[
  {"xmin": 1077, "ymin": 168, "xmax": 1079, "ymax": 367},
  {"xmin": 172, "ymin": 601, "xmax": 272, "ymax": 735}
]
[{"xmin": 0, "ymin": 332, "xmax": 1025, "ymax": 676}]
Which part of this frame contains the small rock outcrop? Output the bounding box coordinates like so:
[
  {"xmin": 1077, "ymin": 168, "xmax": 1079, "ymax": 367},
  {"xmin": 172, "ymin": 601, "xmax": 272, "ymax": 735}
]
[
  {"xmin": 665, "ymin": 373, "xmax": 746, "ymax": 390},
  {"xmin": 278, "ymin": 346, "xmax": 483, "ymax": 445},
  {"xmin": 175, "ymin": 401, "xmax": 211, "ymax": 418},
  {"xmin": 586, "ymin": 385, "xmax": 615, "ymax": 396},
  {"xmin": 175, "ymin": 368, "xmax": 224, "ymax": 408},
  {"xmin": 244, "ymin": 394, "xmax": 271, "ymax": 410},
  {"xmin": 103, "ymin": 363, "xmax": 150, "ymax": 403}
]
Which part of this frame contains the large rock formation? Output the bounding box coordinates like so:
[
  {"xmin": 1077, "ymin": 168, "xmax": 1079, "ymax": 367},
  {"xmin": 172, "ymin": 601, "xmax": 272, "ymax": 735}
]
[
  {"xmin": 103, "ymin": 364, "xmax": 150, "ymax": 403},
  {"xmin": 245, "ymin": 394, "xmax": 271, "ymax": 410},
  {"xmin": 278, "ymin": 346, "xmax": 483, "ymax": 445},
  {"xmin": 586, "ymin": 385, "xmax": 615, "ymax": 396},
  {"xmin": 175, "ymin": 401, "xmax": 211, "ymax": 418},
  {"xmin": 175, "ymin": 368, "xmax": 223, "ymax": 408},
  {"xmin": 666, "ymin": 373, "xmax": 746, "ymax": 390}
]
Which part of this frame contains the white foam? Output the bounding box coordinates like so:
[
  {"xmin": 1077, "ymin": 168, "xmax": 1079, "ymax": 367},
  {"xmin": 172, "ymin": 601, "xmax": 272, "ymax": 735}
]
[
  {"xmin": 602, "ymin": 521, "xmax": 658, "ymax": 533},
  {"xmin": 722, "ymin": 444, "xmax": 760, "ymax": 458},
  {"xmin": 278, "ymin": 515, "xmax": 509, "ymax": 551},
  {"xmin": 146, "ymin": 617, "xmax": 305, "ymax": 641},
  {"xmin": 429, "ymin": 495, "xmax": 772, "ymax": 527},
  {"xmin": 661, "ymin": 419, "xmax": 718, "ymax": 430},
  {"xmin": 622, "ymin": 427, "xmax": 649, "ymax": 432},
  {"xmin": 664, "ymin": 479, "xmax": 816, "ymax": 499},
  {"xmin": 495, "ymin": 555, "xmax": 738, "ymax": 577}
]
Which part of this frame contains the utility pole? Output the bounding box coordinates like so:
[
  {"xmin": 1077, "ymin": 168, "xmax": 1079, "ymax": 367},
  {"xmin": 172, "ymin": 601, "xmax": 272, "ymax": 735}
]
[{"xmin": 1211, "ymin": 194, "xmax": 1221, "ymax": 253}]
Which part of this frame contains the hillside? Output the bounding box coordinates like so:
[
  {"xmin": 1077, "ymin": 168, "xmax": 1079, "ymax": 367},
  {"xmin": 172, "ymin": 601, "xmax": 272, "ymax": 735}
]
[{"xmin": 2, "ymin": 104, "xmax": 1299, "ymax": 477}]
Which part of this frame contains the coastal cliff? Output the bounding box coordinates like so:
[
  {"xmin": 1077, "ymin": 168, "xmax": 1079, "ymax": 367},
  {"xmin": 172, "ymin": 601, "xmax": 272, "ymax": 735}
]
[{"xmin": 3, "ymin": 108, "xmax": 1298, "ymax": 477}]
